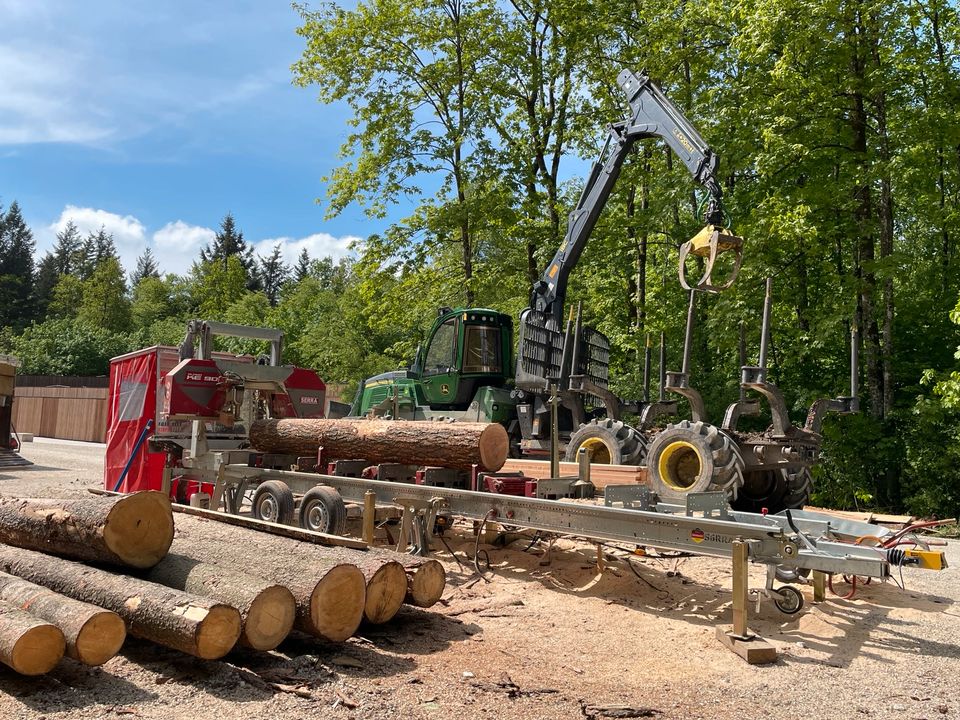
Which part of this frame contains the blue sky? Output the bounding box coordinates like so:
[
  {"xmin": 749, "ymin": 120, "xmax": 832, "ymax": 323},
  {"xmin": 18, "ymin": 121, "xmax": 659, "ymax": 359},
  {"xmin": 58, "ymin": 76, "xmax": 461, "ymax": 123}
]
[{"xmin": 0, "ymin": 0, "xmax": 385, "ymax": 276}]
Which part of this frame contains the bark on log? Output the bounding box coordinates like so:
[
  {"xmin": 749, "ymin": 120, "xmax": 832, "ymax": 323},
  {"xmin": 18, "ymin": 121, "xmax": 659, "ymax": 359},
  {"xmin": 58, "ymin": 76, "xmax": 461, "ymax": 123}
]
[
  {"xmin": 145, "ymin": 554, "xmax": 296, "ymax": 651},
  {"xmin": 0, "ymin": 492, "xmax": 174, "ymax": 569},
  {"xmin": 0, "ymin": 600, "xmax": 65, "ymax": 675},
  {"xmin": 0, "ymin": 571, "xmax": 126, "ymax": 665},
  {"xmin": 170, "ymin": 518, "xmax": 365, "ymax": 641},
  {"xmin": 364, "ymin": 549, "xmax": 446, "ymax": 608},
  {"xmin": 249, "ymin": 418, "xmax": 509, "ymax": 472},
  {"xmin": 0, "ymin": 546, "xmax": 240, "ymax": 660},
  {"xmin": 172, "ymin": 513, "xmax": 405, "ymax": 627},
  {"xmin": 171, "ymin": 504, "xmax": 445, "ymax": 610}
]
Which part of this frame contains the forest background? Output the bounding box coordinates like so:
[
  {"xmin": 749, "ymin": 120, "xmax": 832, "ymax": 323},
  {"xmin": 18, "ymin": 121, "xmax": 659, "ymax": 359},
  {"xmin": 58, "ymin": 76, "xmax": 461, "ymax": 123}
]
[{"xmin": 2, "ymin": 0, "xmax": 960, "ymax": 517}]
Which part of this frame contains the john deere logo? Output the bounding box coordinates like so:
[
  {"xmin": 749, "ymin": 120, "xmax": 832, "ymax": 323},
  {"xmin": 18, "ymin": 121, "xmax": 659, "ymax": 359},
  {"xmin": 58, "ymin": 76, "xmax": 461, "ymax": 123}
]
[
  {"xmin": 440, "ymin": 384, "xmax": 450, "ymax": 395},
  {"xmin": 691, "ymin": 528, "xmax": 705, "ymax": 543}
]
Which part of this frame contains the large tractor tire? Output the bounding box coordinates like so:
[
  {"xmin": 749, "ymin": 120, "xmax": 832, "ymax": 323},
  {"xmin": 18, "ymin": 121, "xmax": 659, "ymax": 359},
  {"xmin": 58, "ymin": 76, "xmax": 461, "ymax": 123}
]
[
  {"xmin": 733, "ymin": 466, "xmax": 812, "ymax": 514},
  {"xmin": 781, "ymin": 467, "xmax": 813, "ymax": 510},
  {"xmin": 734, "ymin": 469, "xmax": 787, "ymax": 513},
  {"xmin": 646, "ymin": 420, "xmax": 744, "ymax": 503},
  {"xmin": 563, "ymin": 418, "xmax": 647, "ymax": 466}
]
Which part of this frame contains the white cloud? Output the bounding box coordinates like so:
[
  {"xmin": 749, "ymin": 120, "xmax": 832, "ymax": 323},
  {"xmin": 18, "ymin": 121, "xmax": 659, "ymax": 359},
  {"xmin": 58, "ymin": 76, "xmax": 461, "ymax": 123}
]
[
  {"xmin": 154, "ymin": 220, "xmax": 215, "ymax": 257},
  {"xmin": 48, "ymin": 206, "xmax": 148, "ymax": 275},
  {"xmin": 253, "ymin": 233, "xmax": 360, "ymax": 266},
  {"xmin": 0, "ymin": 46, "xmax": 115, "ymax": 145}
]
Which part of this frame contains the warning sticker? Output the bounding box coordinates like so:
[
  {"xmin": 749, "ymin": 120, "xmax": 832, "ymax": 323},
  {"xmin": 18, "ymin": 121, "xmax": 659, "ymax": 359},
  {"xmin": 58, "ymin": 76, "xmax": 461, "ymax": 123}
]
[{"xmin": 691, "ymin": 528, "xmax": 705, "ymax": 543}]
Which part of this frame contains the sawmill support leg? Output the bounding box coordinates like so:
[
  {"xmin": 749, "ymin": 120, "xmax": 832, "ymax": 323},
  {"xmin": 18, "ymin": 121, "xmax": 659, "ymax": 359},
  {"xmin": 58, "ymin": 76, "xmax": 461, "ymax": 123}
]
[
  {"xmin": 715, "ymin": 539, "xmax": 778, "ymax": 664},
  {"xmin": 362, "ymin": 491, "xmax": 376, "ymax": 545},
  {"xmin": 813, "ymin": 570, "xmax": 826, "ymax": 603}
]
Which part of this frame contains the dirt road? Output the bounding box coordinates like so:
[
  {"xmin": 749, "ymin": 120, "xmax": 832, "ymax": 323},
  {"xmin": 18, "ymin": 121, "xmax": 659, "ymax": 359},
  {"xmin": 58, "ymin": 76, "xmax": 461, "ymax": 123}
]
[{"xmin": 0, "ymin": 439, "xmax": 957, "ymax": 720}]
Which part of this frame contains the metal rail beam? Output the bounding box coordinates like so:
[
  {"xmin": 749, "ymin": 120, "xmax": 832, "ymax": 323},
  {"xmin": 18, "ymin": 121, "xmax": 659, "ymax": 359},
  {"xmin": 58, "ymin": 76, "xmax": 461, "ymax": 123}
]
[{"xmin": 220, "ymin": 465, "xmax": 890, "ymax": 579}]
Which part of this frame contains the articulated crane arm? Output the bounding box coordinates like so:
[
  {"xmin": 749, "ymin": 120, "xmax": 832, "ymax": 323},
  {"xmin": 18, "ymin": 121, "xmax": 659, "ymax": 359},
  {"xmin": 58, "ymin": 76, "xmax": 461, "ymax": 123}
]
[{"xmin": 531, "ymin": 70, "xmax": 743, "ymax": 329}]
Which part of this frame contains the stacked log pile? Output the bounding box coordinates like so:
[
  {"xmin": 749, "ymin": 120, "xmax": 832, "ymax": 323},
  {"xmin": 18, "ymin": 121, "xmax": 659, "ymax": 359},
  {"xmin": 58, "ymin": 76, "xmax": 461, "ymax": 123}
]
[{"xmin": 0, "ymin": 491, "xmax": 447, "ymax": 676}]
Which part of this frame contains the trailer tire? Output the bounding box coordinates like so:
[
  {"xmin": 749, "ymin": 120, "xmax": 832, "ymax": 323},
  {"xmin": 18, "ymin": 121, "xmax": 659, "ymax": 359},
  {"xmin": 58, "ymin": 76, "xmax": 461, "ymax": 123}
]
[
  {"xmin": 299, "ymin": 485, "xmax": 347, "ymax": 536},
  {"xmin": 251, "ymin": 480, "xmax": 296, "ymax": 525},
  {"xmin": 646, "ymin": 420, "xmax": 744, "ymax": 503},
  {"xmin": 563, "ymin": 418, "xmax": 647, "ymax": 465}
]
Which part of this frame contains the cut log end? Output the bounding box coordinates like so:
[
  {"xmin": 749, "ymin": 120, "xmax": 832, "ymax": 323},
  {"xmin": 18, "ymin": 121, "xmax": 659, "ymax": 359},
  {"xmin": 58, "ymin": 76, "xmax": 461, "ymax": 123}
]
[
  {"xmin": 193, "ymin": 605, "xmax": 242, "ymax": 660},
  {"xmin": 363, "ymin": 560, "xmax": 407, "ymax": 625},
  {"xmin": 11, "ymin": 624, "xmax": 65, "ymax": 676},
  {"xmin": 241, "ymin": 585, "xmax": 296, "ymax": 651},
  {"xmin": 104, "ymin": 491, "xmax": 175, "ymax": 568},
  {"xmin": 74, "ymin": 610, "xmax": 127, "ymax": 666},
  {"xmin": 478, "ymin": 423, "xmax": 510, "ymax": 472},
  {"xmin": 309, "ymin": 564, "xmax": 365, "ymax": 642},
  {"xmin": 408, "ymin": 559, "xmax": 446, "ymax": 608}
]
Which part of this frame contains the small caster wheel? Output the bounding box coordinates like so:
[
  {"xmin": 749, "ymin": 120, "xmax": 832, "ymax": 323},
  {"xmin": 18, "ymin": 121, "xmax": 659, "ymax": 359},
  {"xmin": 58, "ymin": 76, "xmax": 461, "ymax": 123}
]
[{"xmin": 773, "ymin": 584, "xmax": 804, "ymax": 615}]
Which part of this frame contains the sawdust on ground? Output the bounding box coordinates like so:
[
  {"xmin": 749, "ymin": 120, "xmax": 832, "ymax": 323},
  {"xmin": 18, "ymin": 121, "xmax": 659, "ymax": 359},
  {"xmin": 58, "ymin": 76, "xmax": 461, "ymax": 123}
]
[{"xmin": 0, "ymin": 439, "xmax": 956, "ymax": 720}]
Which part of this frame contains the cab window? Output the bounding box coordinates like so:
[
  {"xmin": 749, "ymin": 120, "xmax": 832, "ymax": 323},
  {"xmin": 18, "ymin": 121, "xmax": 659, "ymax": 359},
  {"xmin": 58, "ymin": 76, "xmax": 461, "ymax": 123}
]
[
  {"xmin": 424, "ymin": 320, "xmax": 456, "ymax": 373},
  {"xmin": 462, "ymin": 325, "xmax": 501, "ymax": 373}
]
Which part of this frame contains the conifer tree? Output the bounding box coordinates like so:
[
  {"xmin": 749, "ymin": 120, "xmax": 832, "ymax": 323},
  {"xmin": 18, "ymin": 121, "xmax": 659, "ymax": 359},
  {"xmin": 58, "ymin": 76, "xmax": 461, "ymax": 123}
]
[
  {"xmin": 131, "ymin": 247, "xmax": 161, "ymax": 286},
  {"xmin": 0, "ymin": 201, "xmax": 36, "ymax": 328}
]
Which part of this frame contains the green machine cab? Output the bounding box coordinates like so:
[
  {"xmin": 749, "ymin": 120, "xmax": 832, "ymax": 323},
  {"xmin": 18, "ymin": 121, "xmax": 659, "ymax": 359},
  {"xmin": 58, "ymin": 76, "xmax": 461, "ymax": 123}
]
[{"xmin": 350, "ymin": 307, "xmax": 517, "ymax": 427}]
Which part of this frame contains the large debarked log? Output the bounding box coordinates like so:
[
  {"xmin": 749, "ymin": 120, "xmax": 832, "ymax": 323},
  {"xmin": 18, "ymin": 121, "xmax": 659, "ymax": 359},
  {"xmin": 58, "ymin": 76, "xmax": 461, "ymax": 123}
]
[
  {"xmin": 0, "ymin": 571, "xmax": 126, "ymax": 666},
  {"xmin": 145, "ymin": 554, "xmax": 296, "ymax": 651},
  {"xmin": 0, "ymin": 493, "xmax": 174, "ymax": 569},
  {"xmin": 0, "ymin": 546, "xmax": 241, "ymax": 660},
  {"xmin": 249, "ymin": 418, "xmax": 509, "ymax": 472},
  {"xmin": 170, "ymin": 518, "xmax": 366, "ymax": 641},
  {"xmin": 0, "ymin": 600, "xmax": 65, "ymax": 675}
]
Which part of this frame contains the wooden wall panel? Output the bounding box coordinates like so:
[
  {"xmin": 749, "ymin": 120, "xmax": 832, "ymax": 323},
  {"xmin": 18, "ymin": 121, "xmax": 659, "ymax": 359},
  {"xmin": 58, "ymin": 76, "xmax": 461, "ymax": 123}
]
[{"xmin": 12, "ymin": 387, "xmax": 109, "ymax": 443}]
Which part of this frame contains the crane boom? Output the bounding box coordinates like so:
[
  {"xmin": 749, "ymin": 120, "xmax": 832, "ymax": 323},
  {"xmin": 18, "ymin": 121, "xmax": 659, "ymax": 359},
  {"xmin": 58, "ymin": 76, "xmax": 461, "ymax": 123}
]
[{"xmin": 531, "ymin": 70, "xmax": 739, "ymax": 328}]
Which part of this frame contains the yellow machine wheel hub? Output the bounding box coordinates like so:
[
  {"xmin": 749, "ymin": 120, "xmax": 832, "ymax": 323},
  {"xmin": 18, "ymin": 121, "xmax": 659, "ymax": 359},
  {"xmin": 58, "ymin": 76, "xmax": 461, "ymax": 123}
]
[
  {"xmin": 579, "ymin": 437, "xmax": 614, "ymax": 464},
  {"xmin": 658, "ymin": 440, "xmax": 702, "ymax": 491}
]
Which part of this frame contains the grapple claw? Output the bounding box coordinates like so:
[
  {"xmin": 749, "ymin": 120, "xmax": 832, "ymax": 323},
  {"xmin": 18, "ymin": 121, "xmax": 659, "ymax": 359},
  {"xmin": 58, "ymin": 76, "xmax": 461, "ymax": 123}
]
[{"xmin": 678, "ymin": 225, "xmax": 744, "ymax": 293}]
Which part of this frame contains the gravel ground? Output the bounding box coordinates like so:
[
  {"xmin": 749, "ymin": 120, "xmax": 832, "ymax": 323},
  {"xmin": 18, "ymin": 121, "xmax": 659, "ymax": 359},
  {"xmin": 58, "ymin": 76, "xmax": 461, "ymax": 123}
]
[{"xmin": 0, "ymin": 439, "xmax": 957, "ymax": 720}]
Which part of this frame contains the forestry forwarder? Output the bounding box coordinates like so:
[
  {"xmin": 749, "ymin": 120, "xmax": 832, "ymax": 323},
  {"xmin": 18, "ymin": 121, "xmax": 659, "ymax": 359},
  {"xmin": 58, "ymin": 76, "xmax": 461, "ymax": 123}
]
[{"xmin": 351, "ymin": 69, "xmax": 853, "ymax": 513}]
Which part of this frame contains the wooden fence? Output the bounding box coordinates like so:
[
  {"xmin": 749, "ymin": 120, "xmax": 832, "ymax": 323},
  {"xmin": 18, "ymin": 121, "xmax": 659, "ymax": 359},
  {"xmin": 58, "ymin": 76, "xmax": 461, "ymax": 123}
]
[{"xmin": 12, "ymin": 387, "xmax": 109, "ymax": 443}]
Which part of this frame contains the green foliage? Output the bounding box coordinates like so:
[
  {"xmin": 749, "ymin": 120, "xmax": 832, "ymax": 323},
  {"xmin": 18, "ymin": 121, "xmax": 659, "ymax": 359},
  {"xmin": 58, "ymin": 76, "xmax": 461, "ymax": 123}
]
[
  {"xmin": 79, "ymin": 257, "xmax": 131, "ymax": 332},
  {"xmin": 9, "ymin": 319, "xmax": 132, "ymax": 376},
  {"xmin": 191, "ymin": 256, "xmax": 248, "ymax": 321}
]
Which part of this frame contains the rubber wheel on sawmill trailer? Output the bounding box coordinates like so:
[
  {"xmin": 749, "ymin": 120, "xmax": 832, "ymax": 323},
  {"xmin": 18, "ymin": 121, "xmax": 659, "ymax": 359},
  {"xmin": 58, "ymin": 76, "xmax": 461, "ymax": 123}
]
[
  {"xmin": 563, "ymin": 418, "xmax": 647, "ymax": 465},
  {"xmin": 645, "ymin": 420, "xmax": 744, "ymax": 503},
  {"xmin": 251, "ymin": 480, "xmax": 296, "ymax": 525},
  {"xmin": 298, "ymin": 485, "xmax": 347, "ymax": 536}
]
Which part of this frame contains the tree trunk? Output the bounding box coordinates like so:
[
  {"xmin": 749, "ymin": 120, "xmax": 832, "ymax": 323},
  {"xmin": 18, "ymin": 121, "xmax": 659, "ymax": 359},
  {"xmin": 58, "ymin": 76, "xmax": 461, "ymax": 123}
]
[
  {"xmin": 249, "ymin": 418, "xmax": 509, "ymax": 472},
  {"xmin": 0, "ymin": 546, "xmax": 241, "ymax": 660},
  {"xmin": 170, "ymin": 518, "xmax": 367, "ymax": 640},
  {"xmin": 171, "ymin": 503, "xmax": 445, "ymax": 609},
  {"xmin": 172, "ymin": 514, "xmax": 405, "ymax": 625},
  {"xmin": 0, "ymin": 600, "xmax": 65, "ymax": 675},
  {"xmin": 0, "ymin": 571, "xmax": 125, "ymax": 666},
  {"xmin": 376, "ymin": 553, "xmax": 446, "ymax": 608},
  {"xmin": 0, "ymin": 492, "xmax": 173, "ymax": 569},
  {"xmin": 145, "ymin": 554, "xmax": 296, "ymax": 651}
]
